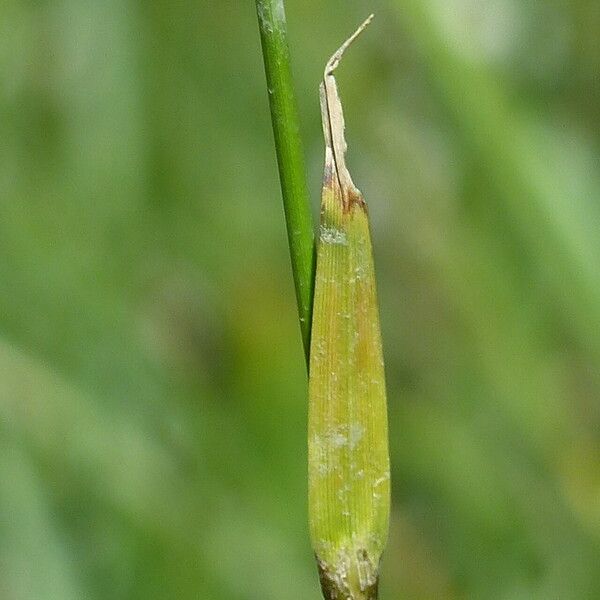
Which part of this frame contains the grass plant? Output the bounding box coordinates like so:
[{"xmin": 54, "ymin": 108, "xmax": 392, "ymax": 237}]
[{"xmin": 256, "ymin": 6, "xmax": 390, "ymax": 598}]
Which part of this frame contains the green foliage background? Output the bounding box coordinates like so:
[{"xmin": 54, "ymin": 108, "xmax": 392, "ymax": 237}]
[{"xmin": 2, "ymin": 0, "xmax": 600, "ymax": 598}]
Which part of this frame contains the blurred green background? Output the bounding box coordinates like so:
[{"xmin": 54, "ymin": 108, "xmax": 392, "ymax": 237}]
[{"xmin": 2, "ymin": 0, "xmax": 600, "ymax": 598}]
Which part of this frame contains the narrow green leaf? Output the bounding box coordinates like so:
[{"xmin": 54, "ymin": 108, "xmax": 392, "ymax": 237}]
[
  {"xmin": 308, "ymin": 16, "xmax": 390, "ymax": 600},
  {"xmin": 255, "ymin": 0, "xmax": 315, "ymax": 365}
]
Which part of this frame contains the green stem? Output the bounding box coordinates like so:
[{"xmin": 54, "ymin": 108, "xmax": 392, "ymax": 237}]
[{"xmin": 255, "ymin": 0, "xmax": 315, "ymax": 366}]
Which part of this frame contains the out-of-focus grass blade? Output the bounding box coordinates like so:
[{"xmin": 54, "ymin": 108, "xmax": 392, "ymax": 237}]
[
  {"xmin": 308, "ymin": 16, "xmax": 390, "ymax": 600},
  {"xmin": 0, "ymin": 338, "xmax": 317, "ymax": 599},
  {"xmin": 397, "ymin": 0, "xmax": 600, "ymax": 362},
  {"xmin": 0, "ymin": 443, "xmax": 83, "ymax": 600}
]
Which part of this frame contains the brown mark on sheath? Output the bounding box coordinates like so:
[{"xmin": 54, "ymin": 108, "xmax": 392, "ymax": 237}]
[
  {"xmin": 320, "ymin": 14, "xmax": 373, "ymax": 214},
  {"xmin": 317, "ymin": 555, "xmax": 379, "ymax": 600}
]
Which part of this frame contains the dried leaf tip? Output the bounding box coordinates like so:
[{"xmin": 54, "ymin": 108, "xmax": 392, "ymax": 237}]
[
  {"xmin": 320, "ymin": 15, "xmax": 374, "ymax": 213},
  {"xmin": 324, "ymin": 14, "xmax": 374, "ymax": 77}
]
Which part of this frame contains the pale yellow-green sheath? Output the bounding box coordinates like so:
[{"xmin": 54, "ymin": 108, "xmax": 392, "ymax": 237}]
[{"xmin": 308, "ymin": 15, "xmax": 390, "ymax": 600}]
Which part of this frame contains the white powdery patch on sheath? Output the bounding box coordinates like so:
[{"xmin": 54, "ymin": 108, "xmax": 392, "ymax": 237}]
[
  {"xmin": 273, "ymin": 0, "xmax": 286, "ymax": 25},
  {"xmin": 348, "ymin": 423, "xmax": 364, "ymax": 450},
  {"xmin": 312, "ymin": 423, "xmax": 366, "ymax": 477},
  {"xmin": 371, "ymin": 471, "xmax": 391, "ymax": 504},
  {"xmin": 258, "ymin": 0, "xmax": 286, "ymax": 34},
  {"xmin": 372, "ymin": 471, "xmax": 390, "ymax": 489},
  {"xmin": 320, "ymin": 226, "xmax": 348, "ymax": 245}
]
